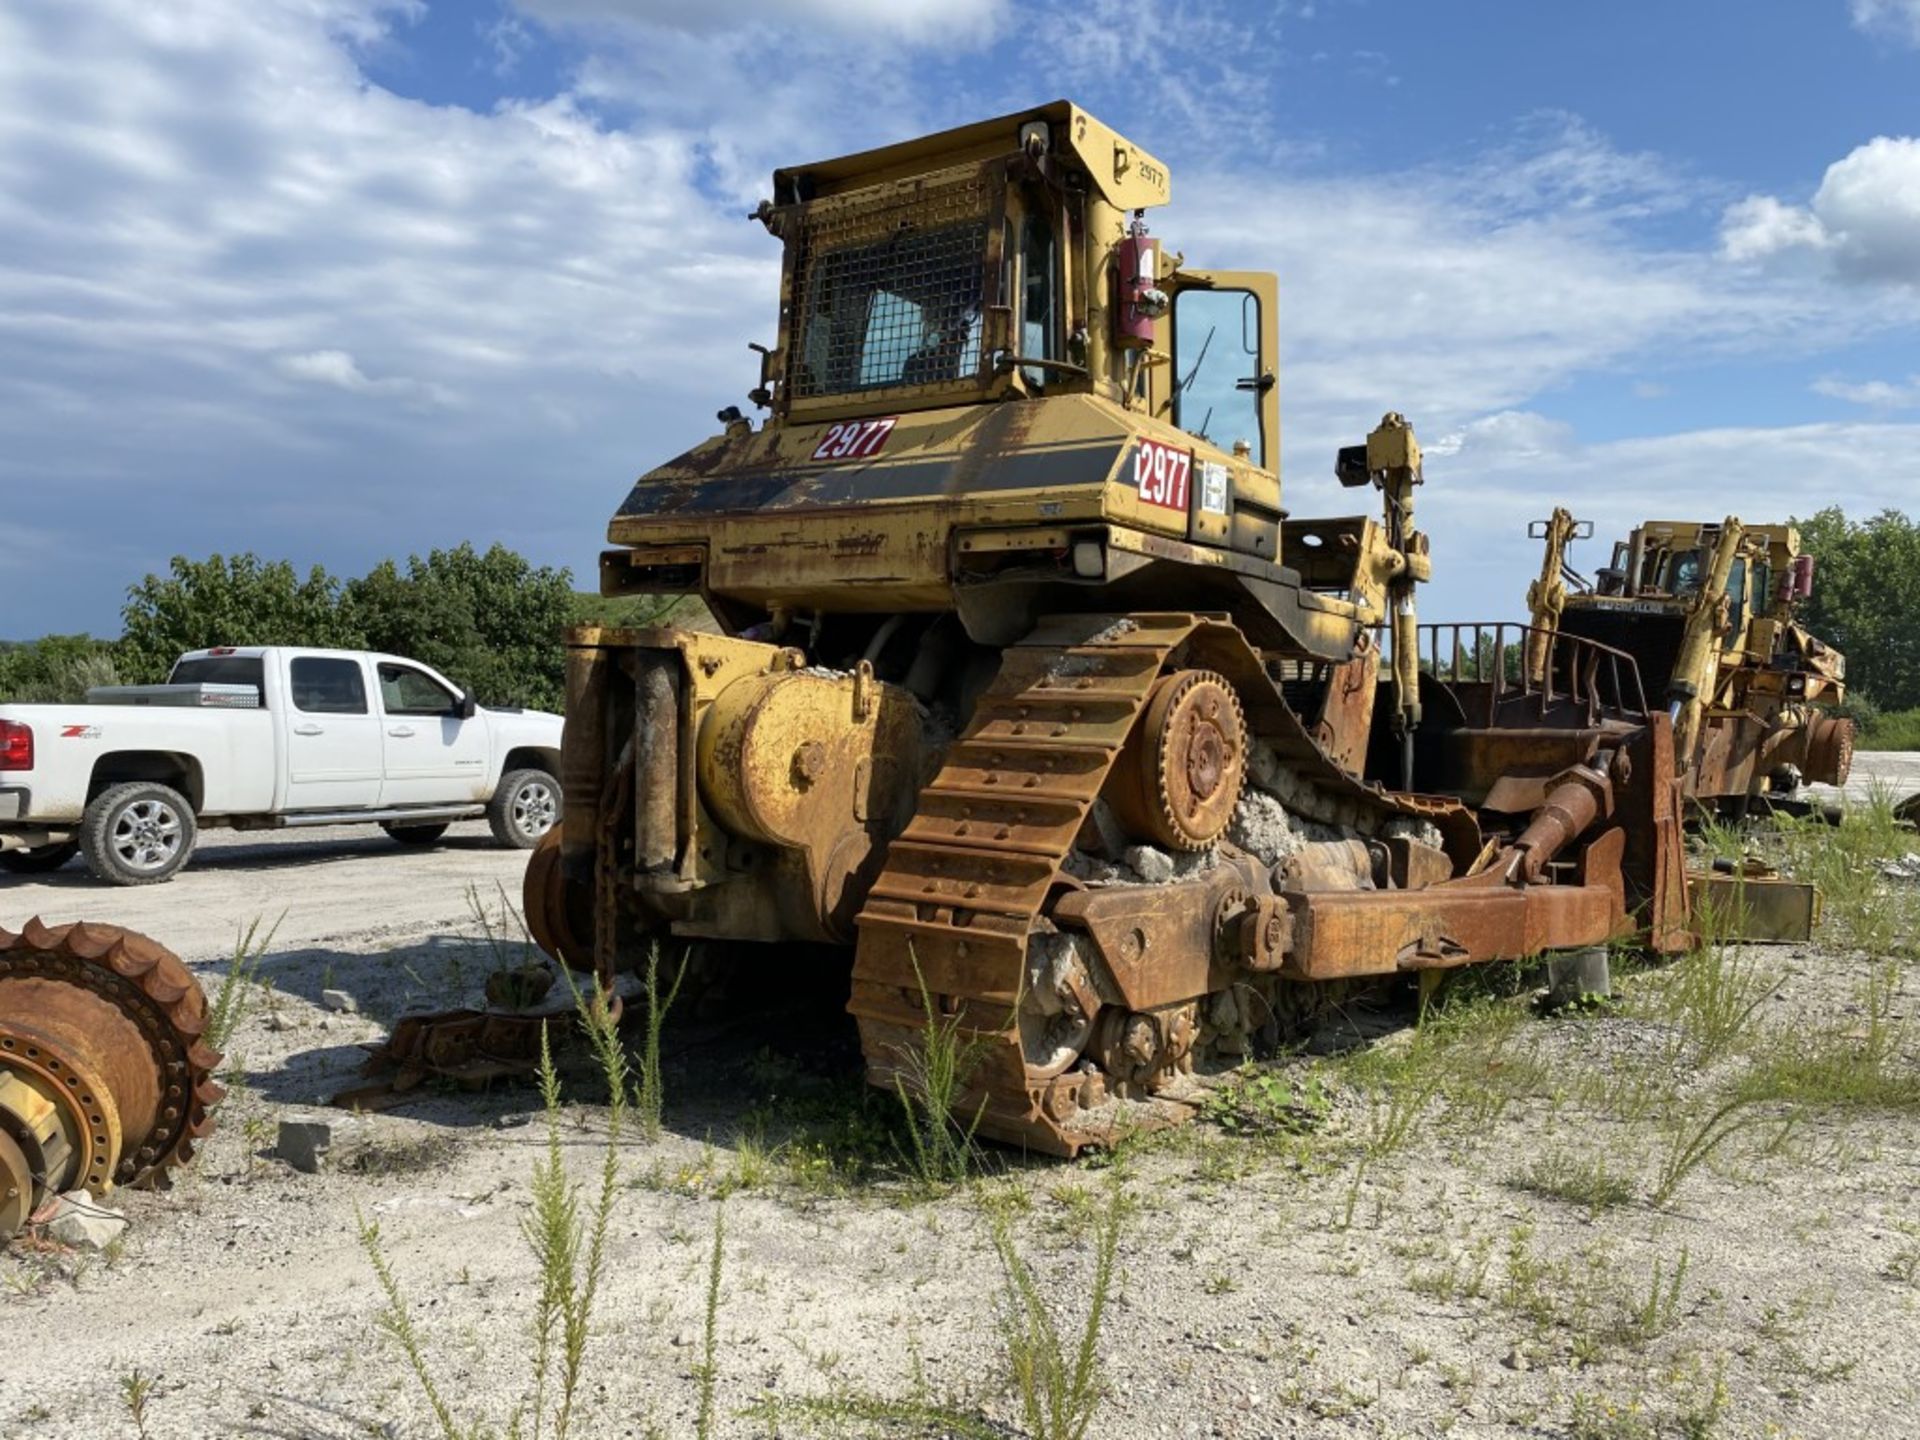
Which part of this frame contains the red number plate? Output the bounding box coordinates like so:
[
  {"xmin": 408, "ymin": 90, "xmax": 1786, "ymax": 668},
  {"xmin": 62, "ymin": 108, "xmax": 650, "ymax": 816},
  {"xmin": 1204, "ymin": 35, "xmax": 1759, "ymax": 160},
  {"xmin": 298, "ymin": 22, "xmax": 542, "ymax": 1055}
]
[
  {"xmin": 1134, "ymin": 438, "xmax": 1192, "ymax": 512},
  {"xmin": 811, "ymin": 417, "xmax": 897, "ymax": 462}
]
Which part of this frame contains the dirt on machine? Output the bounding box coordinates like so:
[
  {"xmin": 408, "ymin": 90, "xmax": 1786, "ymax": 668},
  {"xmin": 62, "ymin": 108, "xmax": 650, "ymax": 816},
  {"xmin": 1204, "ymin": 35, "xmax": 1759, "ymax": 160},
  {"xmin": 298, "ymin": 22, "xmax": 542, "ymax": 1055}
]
[
  {"xmin": 1523, "ymin": 510, "xmax": 1853, "ymax": 815},
  {"xmin": 366, "ymin": 101, "xmax": 1712, "ymax": 1155}
]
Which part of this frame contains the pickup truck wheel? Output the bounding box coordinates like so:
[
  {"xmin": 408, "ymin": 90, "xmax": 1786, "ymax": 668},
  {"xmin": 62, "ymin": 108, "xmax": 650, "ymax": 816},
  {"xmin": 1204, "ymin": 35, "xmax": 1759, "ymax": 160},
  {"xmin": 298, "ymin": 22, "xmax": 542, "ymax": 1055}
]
[
  {"xmin": 0, "ymin": 840, "xmax": 80, "ymax": 874},
  {"xmin": 81, "ymin": 782, "xmax": 197, "ymax": 886},
  {"xmin": 383, "ymin": 822, "xmax": 451, "ymax": 846},
  {"xmin": 489, "ymin": 769, "xmax": 561, "ymax": 849}
]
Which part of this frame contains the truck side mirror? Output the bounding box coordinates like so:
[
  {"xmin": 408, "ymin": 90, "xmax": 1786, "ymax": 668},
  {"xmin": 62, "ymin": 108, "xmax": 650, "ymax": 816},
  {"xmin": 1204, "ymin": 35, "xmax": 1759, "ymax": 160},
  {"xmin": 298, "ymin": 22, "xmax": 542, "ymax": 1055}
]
[{"xmin": 458, "ymin": 690, "xmax": 478, "ymax": 720}]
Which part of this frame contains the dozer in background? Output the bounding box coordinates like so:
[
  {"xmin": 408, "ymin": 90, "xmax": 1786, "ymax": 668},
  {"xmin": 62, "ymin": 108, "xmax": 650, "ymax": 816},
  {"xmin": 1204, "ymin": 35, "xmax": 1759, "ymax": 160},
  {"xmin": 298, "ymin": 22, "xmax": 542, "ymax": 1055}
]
[
  {"xmin": 369, "ymin": 102, "xmax": 1703, "ymax": 1154},
  {"xmin": 1524, "ymin": 510, "xmax": 1853, "ymax": 815}
]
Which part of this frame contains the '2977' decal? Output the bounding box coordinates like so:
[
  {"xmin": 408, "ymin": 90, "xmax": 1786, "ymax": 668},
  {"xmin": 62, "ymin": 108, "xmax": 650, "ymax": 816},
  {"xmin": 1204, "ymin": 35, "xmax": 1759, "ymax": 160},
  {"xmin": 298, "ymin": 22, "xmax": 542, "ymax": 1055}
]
[
  {"xmin": 1133, "ymin": 438, "xmax": 1192, "ymax": 512},
  {"xmin": 811, "ymin": 417, "xmax": 897, "ymax": 462}
]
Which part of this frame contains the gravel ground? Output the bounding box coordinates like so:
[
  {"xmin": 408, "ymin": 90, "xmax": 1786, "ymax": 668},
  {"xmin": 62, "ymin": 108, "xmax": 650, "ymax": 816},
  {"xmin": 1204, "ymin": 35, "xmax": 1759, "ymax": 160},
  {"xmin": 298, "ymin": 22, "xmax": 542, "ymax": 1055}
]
[{"xmin": 4, "ymin": 809, "xmax": 1920, "ymax": 1439}]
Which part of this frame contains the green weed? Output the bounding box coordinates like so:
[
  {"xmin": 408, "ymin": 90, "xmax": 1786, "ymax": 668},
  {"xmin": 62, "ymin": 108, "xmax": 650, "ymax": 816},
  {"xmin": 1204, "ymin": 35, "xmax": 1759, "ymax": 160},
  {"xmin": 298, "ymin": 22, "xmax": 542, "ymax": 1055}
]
[
  {"xmin": 1199, "ymin": 1069, "xmax": 1331, "ymax": 1138},
  {"xmin": 1627, "ymin": 1248, "xmax": 1690, "ymax": 1343},
  {"xmin": 118, "ymin": 1367, "xmax": 157, "ymax": 1440},
  {"xmin": 1648, "ymin": 1097, "xmax": 1773, "ymax": 1209},
  {"xmin": 637, "ymin": 942, "xmax": 689, "ymax": 1142},
  {"xmin": 1508, "ymin": 1149, "xmax": 1637, "ymax": 1216},
  {"xmin": 204, "ymin": 913, "xmax": 285, "ymax": 1053},
  {"xmin": 359, "ymin": 987, "xmax": 639, "ymax": 1440},
  {"xmin": 695, "ymin": 1206, "xmax": 725, "ymax": 1440},
  {"xmin": 891, "ymin": 944, "xmax": 987, "ymax": 1191},
  {"xmin": 990, "ymin": 1181, "xmax": 1127, "ymax": 1440}
]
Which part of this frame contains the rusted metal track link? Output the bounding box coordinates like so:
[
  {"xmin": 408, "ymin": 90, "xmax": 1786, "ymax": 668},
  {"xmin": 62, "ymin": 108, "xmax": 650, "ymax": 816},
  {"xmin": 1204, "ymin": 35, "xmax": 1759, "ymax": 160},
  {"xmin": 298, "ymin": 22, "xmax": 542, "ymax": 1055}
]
[
  {"xmin": 849, "ymin": 612, "xmax": 1478, "ymax": 1156},
  {"xmin": 0, "ymin": 918, "xmax": 223, "ymax": 1239}
]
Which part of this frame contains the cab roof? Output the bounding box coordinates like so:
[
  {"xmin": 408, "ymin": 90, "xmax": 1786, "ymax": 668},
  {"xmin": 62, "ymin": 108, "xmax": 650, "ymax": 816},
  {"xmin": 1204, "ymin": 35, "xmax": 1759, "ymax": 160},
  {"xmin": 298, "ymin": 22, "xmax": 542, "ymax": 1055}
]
[{"xmin": 773, "ymin": 99, "xmax": 1170, "ymax": 211}]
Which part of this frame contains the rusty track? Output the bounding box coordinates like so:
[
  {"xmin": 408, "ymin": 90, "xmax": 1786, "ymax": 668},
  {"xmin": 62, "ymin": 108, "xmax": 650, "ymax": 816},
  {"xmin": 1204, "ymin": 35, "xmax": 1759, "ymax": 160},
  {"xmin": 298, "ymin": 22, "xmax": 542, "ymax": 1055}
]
[
  {"xmin": 849, "ymin": 612, "xmax": 1474, "ymax": 1155},
  {"xmin": 0, "ymin": 919, "xmax": 223, "ymax": 1237}
]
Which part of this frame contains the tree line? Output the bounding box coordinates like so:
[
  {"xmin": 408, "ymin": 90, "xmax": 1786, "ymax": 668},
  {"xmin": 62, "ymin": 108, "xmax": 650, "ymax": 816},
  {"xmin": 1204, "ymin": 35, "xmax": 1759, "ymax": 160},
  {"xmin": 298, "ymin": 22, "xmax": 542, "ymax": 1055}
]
[
  {"xmin": 1795, "ymin": 507, "xmax": 1920, "ymax": 718},
  {"xmin": 0, "ymin": 545, "xmax": 681, "ymax": 712},
  {"xmin": 3, "ymin": 510, "xmax": 1914, "ymax": 721}
]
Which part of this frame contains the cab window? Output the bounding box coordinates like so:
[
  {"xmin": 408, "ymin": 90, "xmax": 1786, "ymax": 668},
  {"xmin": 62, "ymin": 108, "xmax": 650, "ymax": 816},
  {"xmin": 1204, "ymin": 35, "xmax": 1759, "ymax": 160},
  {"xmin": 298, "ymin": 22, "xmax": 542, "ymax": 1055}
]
[
  {"xmin": 379, "ymin": 663, "xmax": 457, "ymax": 717},
  {"xmin": 290, "ymin": 658, "xmax": 367, "ymax": 716},
  {"xmin": 1173, "ymin": 289, "xmax": 1267, "ymax": 466},
  {"xmin": 796, "ymin": 221, "xmax": 987, "ymax": 396},
  {"xmin": 1019, "ymin": 207, "xmax": 1057, "ymax": 386}
]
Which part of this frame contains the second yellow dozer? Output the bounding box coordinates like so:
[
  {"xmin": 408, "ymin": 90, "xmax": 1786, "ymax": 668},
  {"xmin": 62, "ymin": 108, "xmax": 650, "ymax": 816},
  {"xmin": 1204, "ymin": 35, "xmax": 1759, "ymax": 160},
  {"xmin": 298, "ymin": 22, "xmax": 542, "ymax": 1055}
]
[
  {"xmin": 486, "ymin": 102, "xmax": 1697, "ymax": 1154},
  {"xmin": 1524, "ymin": 510, "xmax": 1853, "ymax": 813}
]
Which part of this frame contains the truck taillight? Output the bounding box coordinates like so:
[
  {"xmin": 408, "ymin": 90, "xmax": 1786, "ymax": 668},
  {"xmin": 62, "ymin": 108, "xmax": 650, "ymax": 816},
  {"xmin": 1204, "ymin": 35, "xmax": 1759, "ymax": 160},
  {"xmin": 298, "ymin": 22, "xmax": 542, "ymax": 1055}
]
[{"xmin": 0, "ymin": 720, "xmax": 31, "ymax": 771}]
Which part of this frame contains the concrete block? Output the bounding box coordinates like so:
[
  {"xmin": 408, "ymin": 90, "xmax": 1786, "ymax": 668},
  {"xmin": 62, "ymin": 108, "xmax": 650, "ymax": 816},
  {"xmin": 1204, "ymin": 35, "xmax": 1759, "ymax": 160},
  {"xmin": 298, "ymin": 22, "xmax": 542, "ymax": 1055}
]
[{"xmin": 276, "ymin": 1118, "xmax": 334, "ymax": 1173}]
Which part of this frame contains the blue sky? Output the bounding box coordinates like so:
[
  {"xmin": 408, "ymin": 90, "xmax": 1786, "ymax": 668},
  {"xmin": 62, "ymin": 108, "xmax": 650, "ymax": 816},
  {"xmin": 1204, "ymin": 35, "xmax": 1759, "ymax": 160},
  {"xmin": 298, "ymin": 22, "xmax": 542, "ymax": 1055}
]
[{"xmin": 3, "ymin": 0, "xmax": 1919, "ymax": 639}]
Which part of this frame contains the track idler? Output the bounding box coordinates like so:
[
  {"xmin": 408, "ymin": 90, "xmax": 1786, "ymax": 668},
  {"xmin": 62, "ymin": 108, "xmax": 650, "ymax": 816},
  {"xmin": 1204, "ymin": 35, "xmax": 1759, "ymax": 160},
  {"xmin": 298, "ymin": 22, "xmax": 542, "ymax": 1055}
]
[{"xmin": 0, "ymin": 918, "xmax": 223, "ymax": 1241}]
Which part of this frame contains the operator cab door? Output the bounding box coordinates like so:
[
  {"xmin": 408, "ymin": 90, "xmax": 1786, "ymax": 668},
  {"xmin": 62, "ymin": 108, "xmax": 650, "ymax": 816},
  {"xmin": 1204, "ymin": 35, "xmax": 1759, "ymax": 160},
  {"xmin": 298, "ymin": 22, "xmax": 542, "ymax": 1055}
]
[
  {"xmin": 375, "ymin": 661, "xmax": 489, "ymax": 807},
  {"xmin": 1169, "ymin": 270, "xmax": 1281, "ymax": 560},
  {"xmin": 1170, "ymin": 270, "xmax": 1278, "ymax": 472},
  {"xmin": 284, "ymin": 655, "xmax": 383, "ymax": 811}
]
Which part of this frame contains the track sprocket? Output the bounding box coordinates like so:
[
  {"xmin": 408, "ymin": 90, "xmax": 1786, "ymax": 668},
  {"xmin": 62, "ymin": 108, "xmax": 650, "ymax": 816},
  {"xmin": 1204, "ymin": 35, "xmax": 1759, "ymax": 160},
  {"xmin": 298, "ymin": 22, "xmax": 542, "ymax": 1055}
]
[{"xmin": 0, "ymin": 918, "xmax": 223, "ymax": 1237}]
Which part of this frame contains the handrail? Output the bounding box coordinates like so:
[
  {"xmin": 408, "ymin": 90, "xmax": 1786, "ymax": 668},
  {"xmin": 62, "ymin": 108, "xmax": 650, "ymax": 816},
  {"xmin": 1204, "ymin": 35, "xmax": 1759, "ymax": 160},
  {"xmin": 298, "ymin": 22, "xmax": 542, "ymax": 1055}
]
[{"xmin": 1415, "ymin": 622, "xmax": 1648, "ymax": 727}]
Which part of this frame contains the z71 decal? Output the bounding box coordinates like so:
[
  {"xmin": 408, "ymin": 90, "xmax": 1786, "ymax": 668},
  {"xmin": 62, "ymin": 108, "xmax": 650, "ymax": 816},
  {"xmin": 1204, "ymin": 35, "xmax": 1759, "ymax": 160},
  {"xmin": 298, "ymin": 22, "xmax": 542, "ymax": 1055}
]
[
  {"xmin": 61, "ymin": 725, "xmax": 102, "ymax": 740},
  {"xmin": 1133, "ymin": 438, "xmax": 1192, "ymax": 512},
  {"xmin": 812, "ymin": 417, "xmax": 897, "ymax": 462}
]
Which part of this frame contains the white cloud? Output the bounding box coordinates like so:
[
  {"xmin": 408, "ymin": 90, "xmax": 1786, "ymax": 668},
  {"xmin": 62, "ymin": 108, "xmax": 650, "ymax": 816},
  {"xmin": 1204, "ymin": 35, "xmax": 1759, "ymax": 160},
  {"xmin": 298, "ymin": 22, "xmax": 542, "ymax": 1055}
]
[
  {"xmin": 516, "ymin": 0, "xmax": 1006, "ymax": 43},
  {"xmin": 274, "ymin": 348, "xmax": 456, "ymax": 408},
  {"xmin": 1, "ymin": 0, "xmax": 1916, "ymax": 640},
  {"xmin": 1719, "ymin": 136, "xmax": 1920, "ymax": 284},
  {"xmin": 0, "ymin": 0, "xmax": 778, "ymax": 634},
  {"xmin": 1170, "ymin": 120, "xmax": 1852, "ymax": 460},
  {"xmin": 1850, "ymin": 0, "xmax": 1920, "ymax": 44},
  {"xmin": 1425, "ymin": 411, "xmax": 1575, "ymax": 461},
  {"xmin": 1720, "ymin": 193, "xmax": 1833, "ymax": 261},
  {"xmin": 1812, "ymin": 373, "xmax": 1920, "ymax": 407},
  {"xmin": 1415, "ymin": 417, "xmax": 1920, "ymax": 621}
]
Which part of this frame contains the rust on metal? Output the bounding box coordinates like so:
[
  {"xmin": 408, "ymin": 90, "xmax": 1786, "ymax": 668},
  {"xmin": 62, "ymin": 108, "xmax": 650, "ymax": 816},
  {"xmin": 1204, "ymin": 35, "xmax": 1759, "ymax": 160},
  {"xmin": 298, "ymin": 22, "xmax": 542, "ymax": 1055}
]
[
  {"xmin": 0, "ymin": 918, "xmax": 223, "ymax": 1240},
  {"xmin": 361, "ymin": 102, "xmax": 1723, "ymax": 1155}
]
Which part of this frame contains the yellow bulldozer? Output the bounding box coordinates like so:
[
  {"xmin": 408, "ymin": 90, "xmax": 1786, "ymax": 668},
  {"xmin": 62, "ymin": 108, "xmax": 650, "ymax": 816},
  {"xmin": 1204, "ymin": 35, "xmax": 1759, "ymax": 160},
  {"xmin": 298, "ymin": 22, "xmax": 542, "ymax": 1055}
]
[
  {"xmin": 368, "ymin": 102, "xmax": 1701, "ymax": 1154},
  {"xmin": 1525, "ymin": 510, "xmax": 1853, "ymax": 814}
]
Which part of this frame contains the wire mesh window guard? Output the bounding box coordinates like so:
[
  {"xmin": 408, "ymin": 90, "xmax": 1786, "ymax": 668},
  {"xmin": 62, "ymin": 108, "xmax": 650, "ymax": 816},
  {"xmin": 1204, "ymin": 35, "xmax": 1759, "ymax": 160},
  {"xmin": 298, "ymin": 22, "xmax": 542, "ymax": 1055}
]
[{"xmin": 789, "ymin": 170, "xmax": 991, "ymax": 400}]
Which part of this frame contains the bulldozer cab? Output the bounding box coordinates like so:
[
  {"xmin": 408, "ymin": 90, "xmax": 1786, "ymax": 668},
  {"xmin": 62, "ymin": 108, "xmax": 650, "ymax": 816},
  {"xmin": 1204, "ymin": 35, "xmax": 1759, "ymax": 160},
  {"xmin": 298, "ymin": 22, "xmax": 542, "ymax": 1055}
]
[
  {"xmin": 761, "ymin": 101, "xmax": 1279, "ymax": 467},
  {"xmin": 605, "ymin": 101, "xmax": 1443, "ymax": 667}
]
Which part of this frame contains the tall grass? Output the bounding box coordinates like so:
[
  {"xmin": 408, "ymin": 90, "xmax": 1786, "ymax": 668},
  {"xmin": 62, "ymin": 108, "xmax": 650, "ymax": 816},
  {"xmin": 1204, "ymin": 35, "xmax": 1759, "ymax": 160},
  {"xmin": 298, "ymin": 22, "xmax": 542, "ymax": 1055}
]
[
  {"xmin": 746, "ymin": 1184, "xmax": 1130, "ymax": 1439},
  {"xmin": 1855, "ymin": 706, "xmax": 1920, "ymax": 751},
  {"xmin": 359, "ymin": 989, "xmax": 639, "ymax": 1440},
  {"xmin": 696, "ymin": 1205, "xmax": 726, "ymax": 1440},
  {"xmin": 1647, "ymin": 1097, "xmax": 1773, "ymax": 1210},
  {"xmin": 891, "ymin": 943, "xmax": 987, "ymax": 1191},
  {"xmin": 990, "ymin": 1183, "xmax": 1126, "ymax": 1440},
  {"xmin": 638, "ymin": 942, "xmax": 689, "ymax": 1142},
  {"xmin": 204, "ymin": 913, "xmax": 285, "ymax": 1053},
  {"xmin": 1649, "ymin": 932, "xmax": 1778, "ymax": 1071},
  {"xmin": 1771, "ymin": 787, "xmax": 1916, "ymax": 956}
]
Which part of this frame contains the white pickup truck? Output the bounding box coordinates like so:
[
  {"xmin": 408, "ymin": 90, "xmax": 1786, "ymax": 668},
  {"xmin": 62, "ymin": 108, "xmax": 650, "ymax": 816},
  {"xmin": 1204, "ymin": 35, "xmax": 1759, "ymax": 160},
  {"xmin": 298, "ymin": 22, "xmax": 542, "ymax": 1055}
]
[{"xmin": 0, "ymin": 646, "xmax": 564, "ymax": 885}]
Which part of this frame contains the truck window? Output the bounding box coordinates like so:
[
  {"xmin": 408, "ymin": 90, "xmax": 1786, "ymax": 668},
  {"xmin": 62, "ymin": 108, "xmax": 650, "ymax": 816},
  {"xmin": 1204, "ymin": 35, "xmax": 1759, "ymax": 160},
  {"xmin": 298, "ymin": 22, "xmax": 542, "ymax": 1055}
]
[
  {"xmin": 290, "ymin": 657, "xmax": 368, "ymax": 715},
  {"xmin": 169, "ymin": 655, "xmax": 266, "ymax": 704},
  {"xmin": 378, "ymin": 663, "xmax": 457, "ymax": 716}
]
